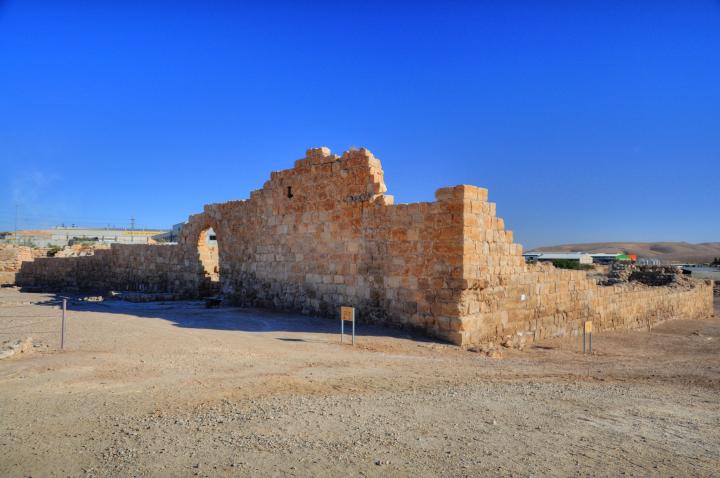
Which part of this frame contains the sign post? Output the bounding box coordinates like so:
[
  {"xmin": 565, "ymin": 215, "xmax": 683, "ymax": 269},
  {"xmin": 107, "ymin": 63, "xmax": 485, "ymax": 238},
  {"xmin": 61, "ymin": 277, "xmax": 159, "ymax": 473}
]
[{"xmin": 340, "ymin": 306, "xmax": 355, "ymax": 345}]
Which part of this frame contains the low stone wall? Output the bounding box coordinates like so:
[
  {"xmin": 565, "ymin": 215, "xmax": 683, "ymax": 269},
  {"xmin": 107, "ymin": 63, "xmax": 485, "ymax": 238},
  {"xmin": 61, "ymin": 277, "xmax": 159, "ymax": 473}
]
[
  {"xmin": 0, "ymin": 245, "xmax": 47, "ymax": 285},
  {"xmin": 458, "ymin": 264, "xmax": 714, "ymax": 347},
  {"xmin": 445, "ymin": 184, "xmax": 714, "ymax": 345},
  {"xmin": 16, "ymin": 244, "xmax": 200, "ymax": 296},
  {"xmin": 15, "ymin": 147, "xmax": 715, "ymax": 346}
]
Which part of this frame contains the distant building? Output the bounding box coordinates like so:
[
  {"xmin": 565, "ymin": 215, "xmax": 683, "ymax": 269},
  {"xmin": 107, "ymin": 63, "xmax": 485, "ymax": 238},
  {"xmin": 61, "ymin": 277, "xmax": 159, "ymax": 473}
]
[
  {"xmin": 523, "ymin": 252, "xmax": 593, "ymax": 264},
  {"xmin": 5, "ymin": 226, "xmax": 169, "ymax": 248},
  {"xmin": 588, "ymin": 253, "xmax": 622, "ymax": 264},
  {"xmin": 152, "ymin": 222, "xmax": 186, "ymax": 243},
  {"xmin": 525, "ymin": 252, "xmax": 640, "ymax": 265},
  {"xmin": 614, "ymin": 254, "xmax": 637, "ymax": 262}
]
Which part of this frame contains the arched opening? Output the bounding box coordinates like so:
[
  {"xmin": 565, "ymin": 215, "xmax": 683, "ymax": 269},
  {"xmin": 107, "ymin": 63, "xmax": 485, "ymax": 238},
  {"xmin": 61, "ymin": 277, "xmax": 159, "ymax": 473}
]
[{"xmin": 198, "ymin": 227, "xmax": 220, "ymax": 296}]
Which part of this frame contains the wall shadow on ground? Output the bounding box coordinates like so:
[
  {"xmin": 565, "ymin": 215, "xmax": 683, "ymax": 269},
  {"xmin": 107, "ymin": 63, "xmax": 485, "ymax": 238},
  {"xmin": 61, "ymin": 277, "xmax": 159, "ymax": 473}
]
[{"xmin": 28, "ymin": 293, "xmax": 444, "ymax": 344}]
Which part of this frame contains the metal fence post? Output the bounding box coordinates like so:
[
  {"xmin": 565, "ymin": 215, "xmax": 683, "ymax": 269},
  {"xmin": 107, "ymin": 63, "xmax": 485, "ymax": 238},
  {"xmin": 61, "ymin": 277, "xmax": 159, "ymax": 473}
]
[{"xmin": 61, "ymin": 298, "xmax": 66, "ymax": 350}]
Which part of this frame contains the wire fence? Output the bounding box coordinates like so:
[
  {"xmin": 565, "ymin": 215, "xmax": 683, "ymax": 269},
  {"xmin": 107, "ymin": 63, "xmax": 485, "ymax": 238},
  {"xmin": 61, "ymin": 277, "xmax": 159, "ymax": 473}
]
[{"xmin": 0, "ymin": 299, "xmax": 68, "ymax": 348}]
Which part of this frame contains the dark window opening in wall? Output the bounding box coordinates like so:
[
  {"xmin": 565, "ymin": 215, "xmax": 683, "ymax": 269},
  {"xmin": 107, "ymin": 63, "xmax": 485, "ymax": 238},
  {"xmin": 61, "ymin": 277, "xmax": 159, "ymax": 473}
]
[
  {"xmin": 209, "ymin": 234, "xmax": 217, "ymax": 241},
  {"xmin": 287, "ymin": 186, "xmax": 294, "ymax": 198}
]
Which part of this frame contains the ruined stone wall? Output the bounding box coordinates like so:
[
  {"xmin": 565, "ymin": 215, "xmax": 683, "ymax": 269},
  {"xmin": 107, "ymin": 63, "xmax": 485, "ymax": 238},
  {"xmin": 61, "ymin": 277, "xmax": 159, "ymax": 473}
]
[
  {"xmin": 453, "ymin": 185, "xmax": 714, "ymax": 346},
  {"xmin": 0, "ymin": 245, "xmax": 47, "ymax": 285},
  {"xmin": 360, "ymin": 193, "xmax": 465, "ymax": 339},
  {"xmin": 15, "ymin": 147, "xmax": 714, "ymax": 346},
  {"xmin": 178, "ymin": 148, "xmax": 467, "ymax": 344},
  {"xmin": 16, "ymin": 244, "xmax": 196, "ymax": 296}
]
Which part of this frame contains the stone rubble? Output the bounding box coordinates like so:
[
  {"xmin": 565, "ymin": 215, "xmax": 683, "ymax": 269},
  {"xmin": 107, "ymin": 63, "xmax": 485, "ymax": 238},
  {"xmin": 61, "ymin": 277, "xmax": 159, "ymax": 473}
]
[{"xmin": 0, "ymin": 336, "xmax": 34, "ymax": 360}]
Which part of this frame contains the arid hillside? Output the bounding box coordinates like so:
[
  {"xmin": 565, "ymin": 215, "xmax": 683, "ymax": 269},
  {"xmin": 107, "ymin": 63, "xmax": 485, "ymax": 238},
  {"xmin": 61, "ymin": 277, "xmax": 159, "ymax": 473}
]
[{"xmin": 529, "ymin": 242, "xmax": 720, "ymax": 263}]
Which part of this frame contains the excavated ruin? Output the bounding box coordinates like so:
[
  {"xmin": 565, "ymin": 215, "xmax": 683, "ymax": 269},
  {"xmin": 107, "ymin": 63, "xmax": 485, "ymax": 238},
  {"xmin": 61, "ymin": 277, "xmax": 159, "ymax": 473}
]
[{"xmin": 15, "ymin": 147, "xmax": 714, "ymax": 346}]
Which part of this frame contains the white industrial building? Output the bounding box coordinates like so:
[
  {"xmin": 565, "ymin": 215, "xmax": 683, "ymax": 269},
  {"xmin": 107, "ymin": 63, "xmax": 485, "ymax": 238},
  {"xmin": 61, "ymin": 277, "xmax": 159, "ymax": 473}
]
[
  {"xmin": 523, "ymin": 252, "xmax": 594, "ymax": 264},
  {"xmin": 5, "ymin": 226, "xmax": 169, "ymax": 248}
]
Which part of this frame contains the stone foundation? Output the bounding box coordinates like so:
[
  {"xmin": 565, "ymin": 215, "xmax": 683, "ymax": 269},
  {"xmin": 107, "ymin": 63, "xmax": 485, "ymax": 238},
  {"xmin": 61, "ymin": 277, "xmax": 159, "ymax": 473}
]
[{"xmin": 16, "ymin": 147, "xmax": 715, "ymax": 346}]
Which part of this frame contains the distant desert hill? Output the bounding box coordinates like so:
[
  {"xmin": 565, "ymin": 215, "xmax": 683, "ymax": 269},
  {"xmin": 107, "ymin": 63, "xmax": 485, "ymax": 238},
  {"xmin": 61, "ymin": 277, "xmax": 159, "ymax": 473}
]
[{"xmin": 529, "ymin": 242, "xmax": 720, "ymax": 264}]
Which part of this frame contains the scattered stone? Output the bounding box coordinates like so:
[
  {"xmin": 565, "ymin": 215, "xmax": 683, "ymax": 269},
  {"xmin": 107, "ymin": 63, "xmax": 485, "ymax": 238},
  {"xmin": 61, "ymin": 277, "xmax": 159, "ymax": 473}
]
[{"xmin": 0, "ymin": 337, "xmax": 33, "ymax": 360}]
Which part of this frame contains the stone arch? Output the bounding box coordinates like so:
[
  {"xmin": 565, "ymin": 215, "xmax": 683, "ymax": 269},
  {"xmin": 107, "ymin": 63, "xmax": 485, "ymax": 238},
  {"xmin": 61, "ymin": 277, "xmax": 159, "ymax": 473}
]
[
  {"xmin": 181, "ymin": 212, "xmax": 225, "ymax": 298},
  {"xmin": 198, "ymin": 227, "xmax": 219, "ymax": 283}
]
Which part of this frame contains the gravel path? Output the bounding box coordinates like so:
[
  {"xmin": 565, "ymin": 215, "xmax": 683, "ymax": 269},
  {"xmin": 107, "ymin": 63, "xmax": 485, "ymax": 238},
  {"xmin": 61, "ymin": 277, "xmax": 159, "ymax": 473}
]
[{"xmin": 1, "ymin": 289, "xmax": 718, "ymax": 477}]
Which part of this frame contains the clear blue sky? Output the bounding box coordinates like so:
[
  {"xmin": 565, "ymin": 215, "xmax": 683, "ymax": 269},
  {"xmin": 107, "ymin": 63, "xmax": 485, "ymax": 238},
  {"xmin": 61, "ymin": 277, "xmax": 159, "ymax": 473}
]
[{"xmin": 1, "ymin": 1, "xmax": 718, "ymax": 248}]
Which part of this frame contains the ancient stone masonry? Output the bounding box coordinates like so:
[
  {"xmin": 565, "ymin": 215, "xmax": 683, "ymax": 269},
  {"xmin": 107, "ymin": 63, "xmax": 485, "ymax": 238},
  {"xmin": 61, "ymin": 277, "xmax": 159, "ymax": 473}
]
[
  {"xmin": 16, "ymin": 147, "xmax": 715, "ymax": 346},
  {"xmin": 0, "ymin": 245, "xmax": 47, "ymax": 285}
]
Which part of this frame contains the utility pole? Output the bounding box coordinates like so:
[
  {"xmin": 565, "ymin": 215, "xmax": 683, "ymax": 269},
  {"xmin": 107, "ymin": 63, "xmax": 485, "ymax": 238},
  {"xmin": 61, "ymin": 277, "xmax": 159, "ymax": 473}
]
[{"xmin": 130, "ymin": 216, "xmax": 135, "ymax": 243}]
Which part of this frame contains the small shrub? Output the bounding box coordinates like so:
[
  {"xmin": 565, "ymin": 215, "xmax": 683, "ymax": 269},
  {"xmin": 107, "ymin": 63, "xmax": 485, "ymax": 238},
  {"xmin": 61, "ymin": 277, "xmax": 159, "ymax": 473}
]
[
  {"xmin": 551, "ymin": 259, "xmax": 593, "ymax": 271},
  {"xmin": 47, "ymin": 246, "xmax": 63, "ymax": 257}
]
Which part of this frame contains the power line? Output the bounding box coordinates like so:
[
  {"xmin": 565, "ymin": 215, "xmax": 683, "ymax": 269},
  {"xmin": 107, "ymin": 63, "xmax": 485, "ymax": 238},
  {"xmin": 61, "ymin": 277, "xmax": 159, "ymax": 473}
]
[
  {"xmin": 0, "ymin": 212, "xmax": 171, "ymax": 230},
  {"xmin": 0, "ymin": 212, "xmax": 155, "ymax": 222}
]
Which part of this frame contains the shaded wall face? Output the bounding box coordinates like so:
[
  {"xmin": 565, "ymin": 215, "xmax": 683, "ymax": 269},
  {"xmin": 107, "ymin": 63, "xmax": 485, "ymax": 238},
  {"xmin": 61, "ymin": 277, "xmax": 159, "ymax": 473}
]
[{"xmin": 15, "ymin": 244, "xmax": 197, "ymax": 296}]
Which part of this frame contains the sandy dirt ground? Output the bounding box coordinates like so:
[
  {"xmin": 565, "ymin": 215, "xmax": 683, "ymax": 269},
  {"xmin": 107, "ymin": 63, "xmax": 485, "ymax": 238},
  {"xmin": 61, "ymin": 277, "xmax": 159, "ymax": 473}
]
[{"xmin": 1, "ymin": 287, "xmax": 718, "ymax": 477}]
